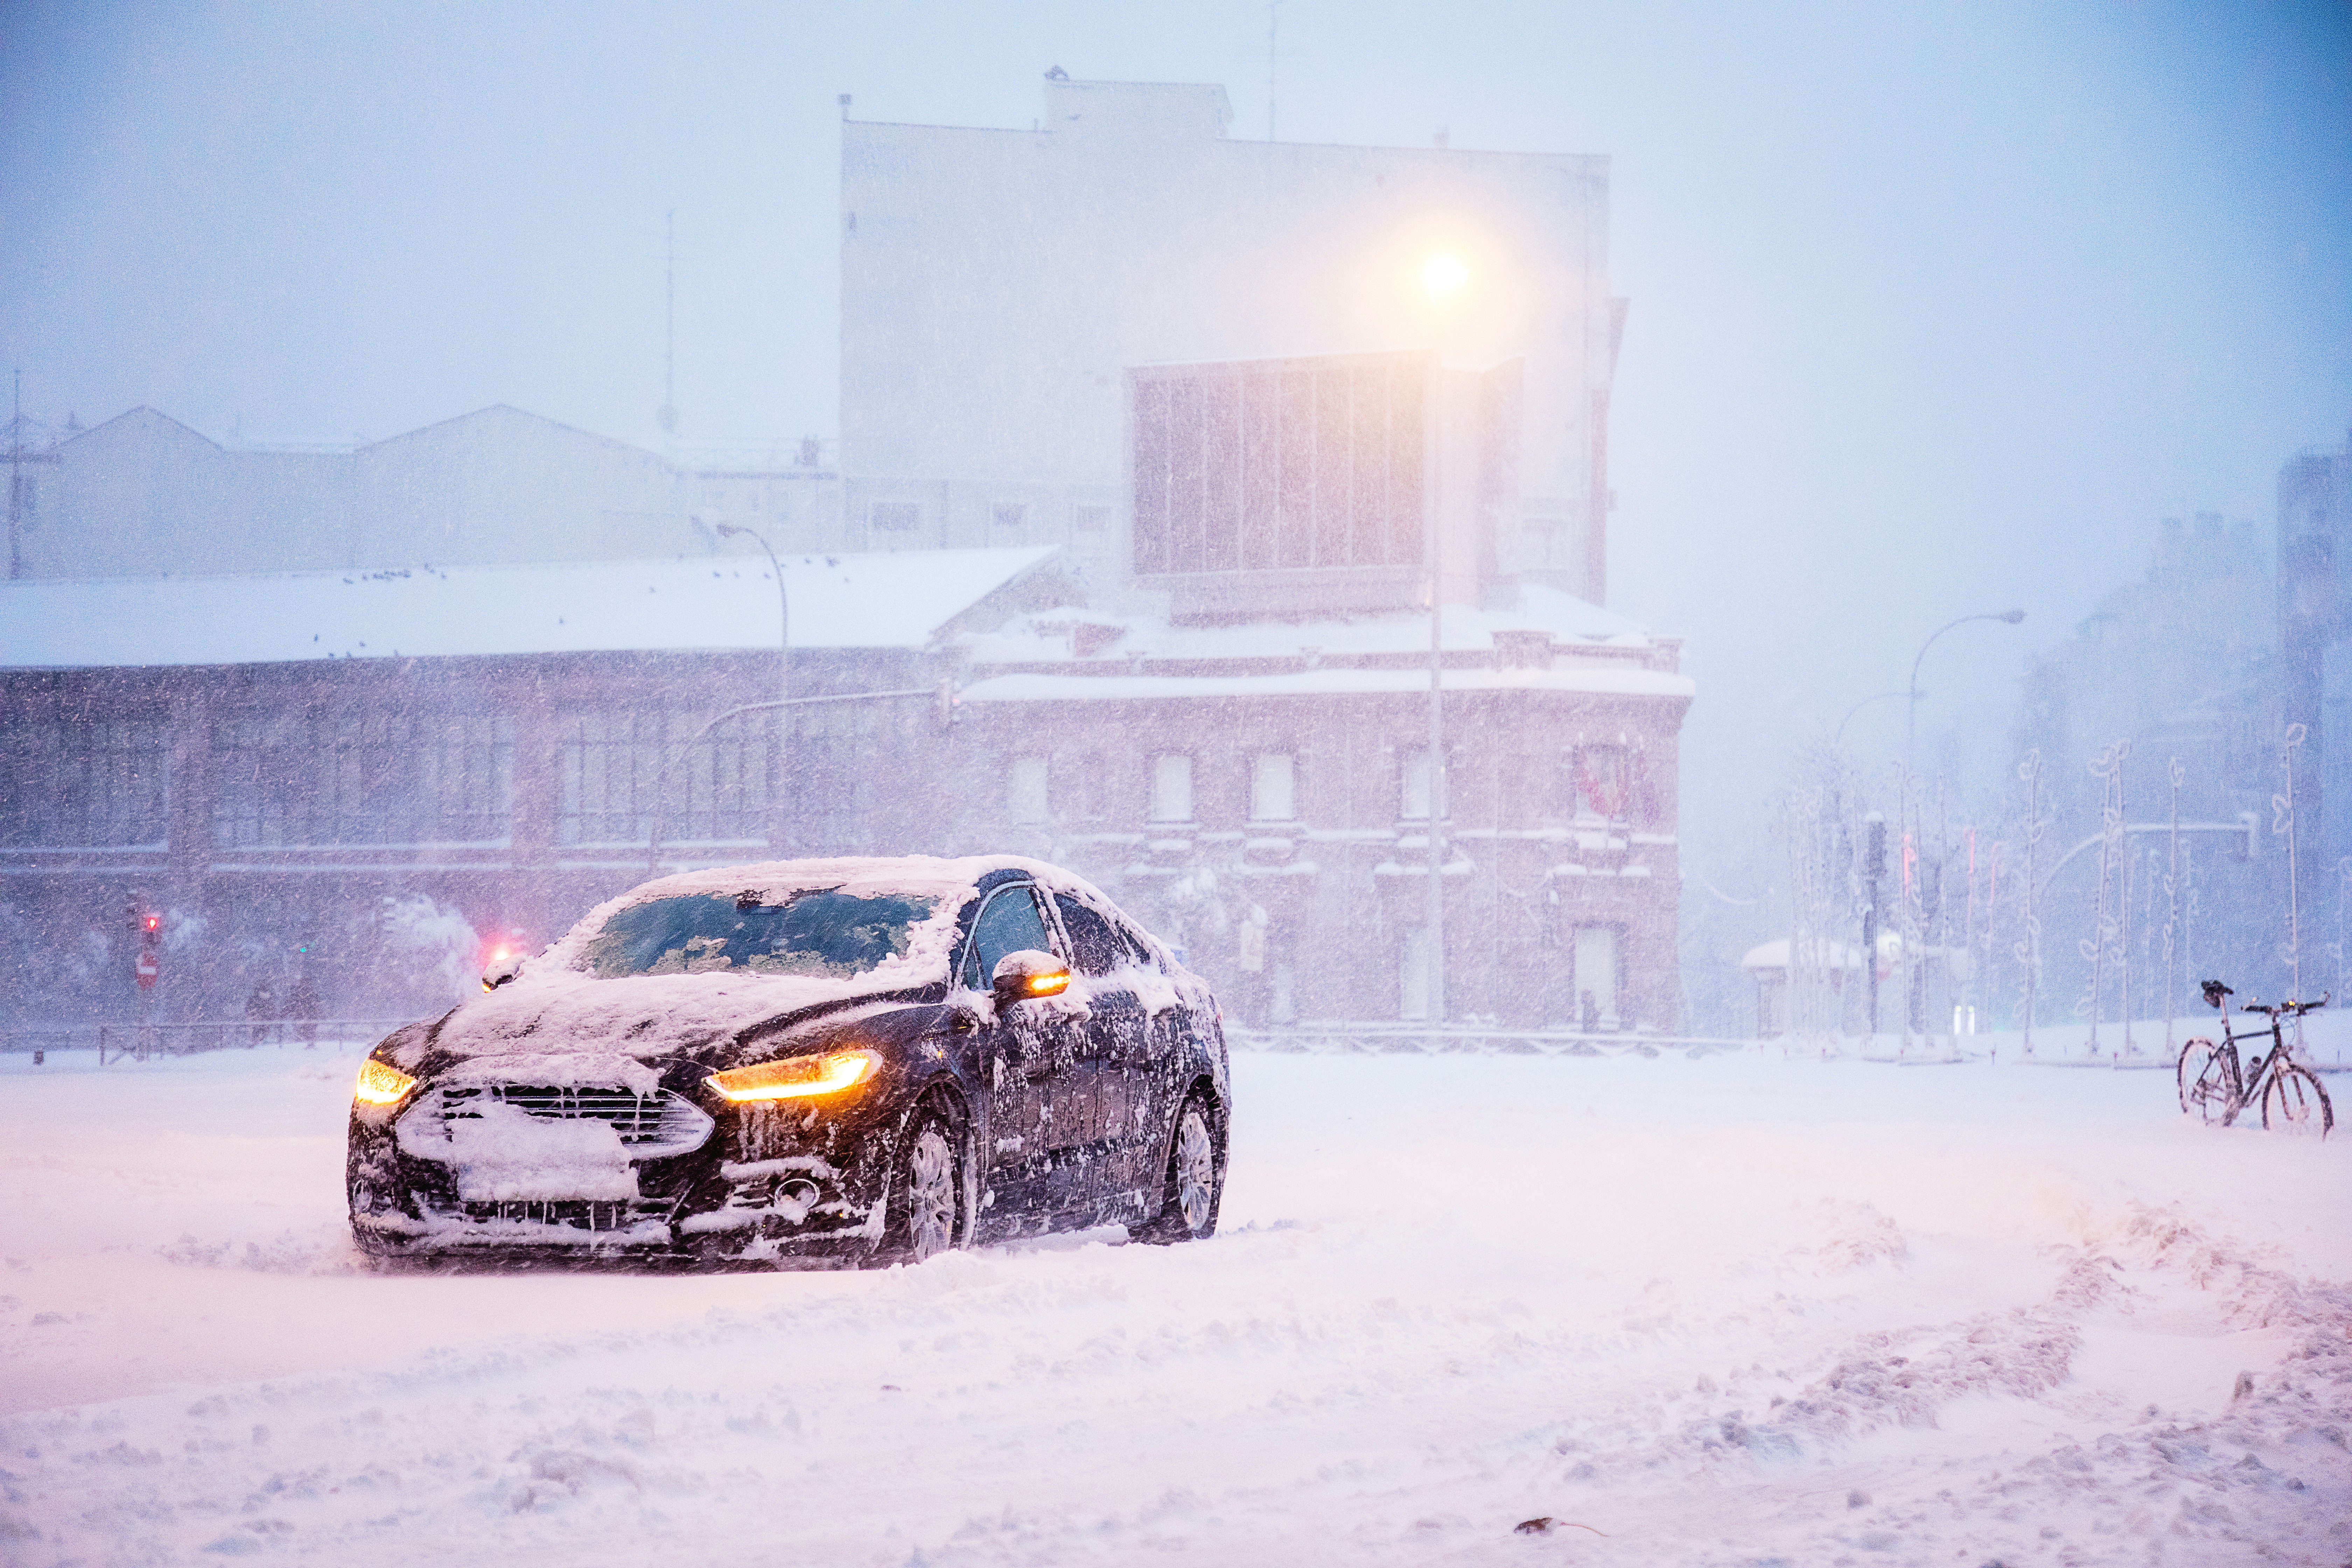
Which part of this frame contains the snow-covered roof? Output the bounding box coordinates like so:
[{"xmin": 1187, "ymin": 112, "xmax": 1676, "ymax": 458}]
[
  {"xmin": 0, "ymin": 549, "xmax": 1058, "ymax": 670},
  {"xmin": 956, "ymin": 582, "xmax": 1657, "ymax": 667},
  {"xmin": 961, "ymin": 665, "xmax": 1693, "ymax": 704}
]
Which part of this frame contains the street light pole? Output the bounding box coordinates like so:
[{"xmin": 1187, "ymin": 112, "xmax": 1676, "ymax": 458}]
[
  {"xmin": 1906, "ymin": 610, "xmax": 2025, "ymax": 778},
  {"xmin": 1421, "ymin": 253, "xmax": 1468, "ymax": 1039},
  {"xmin": 714, "ymin": 523, "xmax": 789, "ymax": 852},
  {"xmin": 1835, "ymin": 689, "xmax": 1913, "ymax": 751}
]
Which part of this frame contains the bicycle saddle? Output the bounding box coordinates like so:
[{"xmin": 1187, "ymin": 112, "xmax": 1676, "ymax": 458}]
[{"xmin": 2201, "ymin": 979, "xmax": 2233, "ymax": 1008}]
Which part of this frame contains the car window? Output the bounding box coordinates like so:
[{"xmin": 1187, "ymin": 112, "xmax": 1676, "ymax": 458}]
[
  {"xmin": 960, "ymin": 885, "xmax": 1052, "ymax": 989},
  {"xmin": 1053, "ymin": 894, "xmax": 1129, "ymax": 977},
  {"xmin": 1111, "ymin": 912, "xmax": 1162, "ymax": 972},
  {"xmin": 578, "ymin": 889, "xmax": 935, "ymax": 979}
]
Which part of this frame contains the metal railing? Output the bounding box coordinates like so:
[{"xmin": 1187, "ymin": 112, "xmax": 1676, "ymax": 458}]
[
  {"xmin": 1227, "ymin": 1024, "xmax": 1757, "ymax": 1057},
  {"xmin": 2, "ymin": 1018, "xmax": 417, "ymax": 1065}
]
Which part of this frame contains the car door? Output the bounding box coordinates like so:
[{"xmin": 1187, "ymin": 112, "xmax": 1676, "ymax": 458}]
[
  {"xmin": 1052, "ymin": 891, "xmax": 1157, "ymax": 1223},
  {"xmin": 961, "ymin": 882, "xmax": 1096, "ymax": 1229}
]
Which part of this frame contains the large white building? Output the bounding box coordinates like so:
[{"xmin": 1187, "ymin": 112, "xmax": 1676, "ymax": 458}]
[{"xmin": 839, "ymin": 76, "xmax": 1626, "ymax": 608}]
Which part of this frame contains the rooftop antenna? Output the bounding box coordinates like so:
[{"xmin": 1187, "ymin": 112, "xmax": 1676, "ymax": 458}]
[
  {"xmin": 657, "ymin": 209, "xmax": 678, "ymax": 436},
  {"xmin": 1266, "ymin": 0, "xmax": 1281, "ymax": 140}
]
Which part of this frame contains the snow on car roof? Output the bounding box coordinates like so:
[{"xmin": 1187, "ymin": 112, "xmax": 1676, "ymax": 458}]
[
  {"xmin": 424, "ymin": 855, "xmax": 1110, "ymax": 1068},
  {"xmin": 0, "ymin": 548, "xmax": 1058, "ymax": 669}
]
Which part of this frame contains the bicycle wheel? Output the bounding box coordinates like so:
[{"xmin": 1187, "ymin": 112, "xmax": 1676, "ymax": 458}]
[
  {"xmin": 2177, "ymin": 1038, "xmax": 2237, "ymax": 1125},
  {"xmin": 2261, "ymin": 1063, "xmax": 2334, "ymax": 1138}
]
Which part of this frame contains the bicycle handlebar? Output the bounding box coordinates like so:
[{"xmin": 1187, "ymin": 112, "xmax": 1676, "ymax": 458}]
[{"xmin": 2243, "ymin": 992, "xmax": 2329, "ymax": 1017}]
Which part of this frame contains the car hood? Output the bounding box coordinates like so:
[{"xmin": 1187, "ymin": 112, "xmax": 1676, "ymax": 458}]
[{"xmin": 416, "ymin": 969, "xmax": 919, "ymax": 1070}]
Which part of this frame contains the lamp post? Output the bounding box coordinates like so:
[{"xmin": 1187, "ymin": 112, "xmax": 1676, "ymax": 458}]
[
  {"xmin": 714, "ymin": 523, "xmax": 790, "ymax": 850},
  {"xmin": 1901, "ymin": 609, "xmax": 2022, "ymax": 1050},
  {"xmin": 1835, "ymin": 689, "xmax": 1913, "ymax": 751},
  {"xmin": 1906, "ymin": 610, "xmax": 2024, "ymax": 777},
  {"xmin": 1422, "ymin": 252, "xmax": 1467, "ymax": 1037}
]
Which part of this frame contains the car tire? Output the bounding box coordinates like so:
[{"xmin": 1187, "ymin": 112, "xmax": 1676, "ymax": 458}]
[
  {"xmin": 881, "ymin": 1102, "xmax": 964, "ymax": 1265},
  {"xmin": 1135, "ymin": 1091, "xmax": 1222, "ymax": 1245}
]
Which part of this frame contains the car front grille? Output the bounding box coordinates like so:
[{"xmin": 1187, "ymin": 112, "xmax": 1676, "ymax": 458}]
[
  {"xmin": 434, "ymin": 1083, "xmax": 713, "ymax": 1158},
  {"xmin": 456, "ymin": 1198, "xmax": 672, "ymax": 1233}
]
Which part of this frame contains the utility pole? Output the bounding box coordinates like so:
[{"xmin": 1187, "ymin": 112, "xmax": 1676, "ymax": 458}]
[
  {"xmin": 1266, "ymin": 1, "xmax": 1281, "ymax": 140},
  {"xmin": 714, "ymin": 523, "xmax": 789, "ymax": 854},
  {"xmin": 7, "ymin": 371, "xmax": 60, "ymax": 579},
  {"xmin": 1862, "ymin": 811, "xmax": 1885, "ymax": 1040}
]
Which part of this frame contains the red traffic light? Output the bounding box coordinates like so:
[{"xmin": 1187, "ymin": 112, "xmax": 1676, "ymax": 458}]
[{"xmin": 144, "ymin": 915, "xmax": 160, "ymax": 932}]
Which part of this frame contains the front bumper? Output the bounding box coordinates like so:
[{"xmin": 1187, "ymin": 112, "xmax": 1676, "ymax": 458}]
[{"xmin": 347, "ymin": 1080, "xmax": 900, "ymax": 1264}]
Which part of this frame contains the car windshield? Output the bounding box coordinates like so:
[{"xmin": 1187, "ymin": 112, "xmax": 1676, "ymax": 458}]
[{"xmin": 578, "ymin": 888, "xmax": 937, "ymax": 980}]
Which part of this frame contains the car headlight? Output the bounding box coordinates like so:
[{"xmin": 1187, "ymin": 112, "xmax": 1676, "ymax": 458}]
[
  {"xmin": 354, "ymin": 1059, "xmax": 417, "ymax": 1106},
  {"xmin": 706, "ymin": 1048, "xmax": 881, "ymax": 1103}
]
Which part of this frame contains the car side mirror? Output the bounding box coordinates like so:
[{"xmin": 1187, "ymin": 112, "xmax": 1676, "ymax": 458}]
[
  {"xmin": 483, "ymin": 954, "xmax": 525, "ymax": 993},
  {"xmin": 992, "ymin": 949, "xmax": 1071, "ymax": 1011}
]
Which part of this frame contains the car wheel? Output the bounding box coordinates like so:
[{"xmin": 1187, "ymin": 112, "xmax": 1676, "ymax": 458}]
[
  {"xmin": 1136, "ymin": 1092, "xmax": 1221, "ymax": 1245},
  {"xmin": 884, "ymin": 1105, "xmax": 963, "ymax": 1264}
]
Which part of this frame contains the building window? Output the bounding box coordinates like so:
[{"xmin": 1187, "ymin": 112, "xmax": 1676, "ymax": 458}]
[
  {"xmin": 1399, "ymin": 746, "xmax": 1434, "ymax": 821},
  {"xmin": 1250, "ymin": 752, "xmax": 1295, "ymax": 821},
  {"xmin": 555, "ymin": 707, "xmax": 774, "ymax": 846},
  {"xmin": 991, "ymin": 502, "xmax": 1027, "ymax": 537},
  {"xmin": 870, "ymin": 501, "xmax": 922, "ymax": 532},
  {"xmin": 0, "ymin": 715, "xmax": 169, "ymax": 848},
  {"xmin": 1009, "ymin": 755, "xmax": 1050, "ymax": 824},
  {"xmin": 1073, "ymin": 505, "xmax": 1111, "ymax": 532},
  {"xmin": 1573, "ymin": 925, "xmax": 1620, "ymax": 1032},
  {"xmin": 1131, "ymin": 352, "xmax": 1425, "ymax": 578},
  {"xmin": 1149, "ymin": 753, "xmax": 1194, "ymax": 823},
  {"xmin": 211, "ymin": 711, "xmax": 512, "ymax": 848}
]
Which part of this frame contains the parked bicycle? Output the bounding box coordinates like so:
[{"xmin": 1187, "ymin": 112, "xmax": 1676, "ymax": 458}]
[{"xmin": 2177, "ymin": 980, "xmax": 2334, "ymax": 1137}]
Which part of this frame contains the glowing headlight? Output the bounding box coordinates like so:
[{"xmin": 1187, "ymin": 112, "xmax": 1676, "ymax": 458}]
[
  {"xmin": 706, "ymin": 1048, "xmax": 881, "ymax": 1103},
  {"xmin": 354, "ymin": 1059, "xmax": 416, "ymax": 1106}
]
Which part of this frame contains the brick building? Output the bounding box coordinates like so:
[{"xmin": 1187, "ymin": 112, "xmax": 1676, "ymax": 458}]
[{"xmin": 4, "ymin": 76, "xmax": 1690, "ymax": 1035}]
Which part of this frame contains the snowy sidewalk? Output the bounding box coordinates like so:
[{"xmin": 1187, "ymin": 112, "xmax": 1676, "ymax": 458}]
[{"xmin": 1, "ymin": 1045, "xmax": 2345, "ymax": 1565}]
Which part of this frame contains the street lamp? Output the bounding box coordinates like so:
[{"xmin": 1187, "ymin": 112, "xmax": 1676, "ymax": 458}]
[
  {"xmin": 1907, "ymin": 610, "xmax": 2024, "ymax": 776},
  {"xmin": 1421, "ymin": 252, "xmax": 1468, "ymax": 302},
  {"xmin": 1835, "ymin": 689, "xmax": 1914, "ymax": 751},
  {"xmin": 714, "ymin": 523, "xmax": 790, "ymax": 847},
  {"xmin": 1421, "ymin": 252, "xmax": 1466, "ymax": 1035}
]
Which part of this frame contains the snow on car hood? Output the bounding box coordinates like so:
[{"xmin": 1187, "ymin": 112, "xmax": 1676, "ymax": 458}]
[{"xmin": 419, "ymin": 856, "xmax": 1055, "ymax": 1066}]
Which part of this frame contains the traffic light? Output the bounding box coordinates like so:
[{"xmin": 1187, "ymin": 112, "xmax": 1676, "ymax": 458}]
[{"xmin": 128, "ymin": 899, "xmax": 162, "ymax": 992}]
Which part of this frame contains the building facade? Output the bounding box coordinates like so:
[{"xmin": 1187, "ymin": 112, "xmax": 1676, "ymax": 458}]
[{"xmin": 5, "ymin": 75, "xmax": 1689, "ymax": 1037}]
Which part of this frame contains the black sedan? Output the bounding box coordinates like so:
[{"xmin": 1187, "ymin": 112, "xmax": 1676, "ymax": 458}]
[{"xmin": 346, "ymin": 855, "xmax": 1230, "ymax": 1265}]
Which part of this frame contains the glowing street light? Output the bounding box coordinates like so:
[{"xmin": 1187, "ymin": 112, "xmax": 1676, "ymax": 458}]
[{"xmin": 1422, "ymin": 251, "xmax": 1469, "ymax": 302}]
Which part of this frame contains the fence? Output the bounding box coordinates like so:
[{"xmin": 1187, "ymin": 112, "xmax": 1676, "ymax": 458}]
[
  {"xmin": 1228, "ymin": 1024, "xmax": 1756, "ymax": 1057},
  {"xmin": 2, "ymin": 1018, "xmax": 416, "ymax": 1065}
]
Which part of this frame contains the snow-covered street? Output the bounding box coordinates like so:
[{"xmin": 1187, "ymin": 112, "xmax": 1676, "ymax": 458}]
[{"xmin": 2, "ymin": 1042, "xmax": 2346, "ymax": 1566}]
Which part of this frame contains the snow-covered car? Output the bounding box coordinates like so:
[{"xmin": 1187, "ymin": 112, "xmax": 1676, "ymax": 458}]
[{"xmin": 346, "ymin": 856, "xmax": 1229, "ymax": 1266}]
